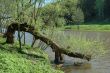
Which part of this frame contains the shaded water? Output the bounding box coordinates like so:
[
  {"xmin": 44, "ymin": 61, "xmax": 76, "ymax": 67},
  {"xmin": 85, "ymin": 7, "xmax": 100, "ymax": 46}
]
[{"xmin": 14, "ymin": 31, "xmax": 110, "ymax": 73}]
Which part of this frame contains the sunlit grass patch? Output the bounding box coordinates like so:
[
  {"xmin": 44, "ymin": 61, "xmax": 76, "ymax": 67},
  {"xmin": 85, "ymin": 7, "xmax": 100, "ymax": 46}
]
[
  {"xmin": 0, "ymin": 36, "xmax": 63, "ymax": 73},
  {"xmin": 0, "ymin": 49, "xmax": 63, "ymax": 73},
  {"xmin": 65, "ymin": 25, "xmax": 110, "ymax": 31}
]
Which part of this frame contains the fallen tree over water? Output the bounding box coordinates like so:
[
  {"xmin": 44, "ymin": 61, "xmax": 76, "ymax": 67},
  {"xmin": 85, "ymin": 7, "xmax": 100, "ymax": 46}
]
[{"xmin": 4, "ymin": 22, "xmax": 91, "ymax": 63}]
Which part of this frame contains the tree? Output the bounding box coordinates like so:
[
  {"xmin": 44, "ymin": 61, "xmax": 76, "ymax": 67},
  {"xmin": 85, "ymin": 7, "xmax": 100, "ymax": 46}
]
[
  {"xmin": 41, "ymin": 3, "xmax": 65, "ymax": 27},
  {"xmin": 95, "ymin": 0, "xmax": 105, "ymax": 19},
  {"xmin": 61, "ymin": 0, "xmax": 84, "ymax": 24},
  {"xmin": 80, "ymin": 0, "xmax": 96, "ymax": 22},
  {"xmin": 40, "ymin": 0, "xmax": 84, "ymax": 26},
  {"xmin": 0, "ymin": 0, "xmax": 46, "ymax": 49},
  {"xmin": 104, "ymin": 0, "xmax": 110, "ymax": 19}
]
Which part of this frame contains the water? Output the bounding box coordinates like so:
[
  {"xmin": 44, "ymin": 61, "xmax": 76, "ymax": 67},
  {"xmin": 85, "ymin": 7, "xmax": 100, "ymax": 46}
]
[
  {"xmin": 62, "ymin": 30, "xmax": 110, "ymax": 73},
  {"xmin": 14, "ymin": 30, "xmax": 110, "ymax": 73}
]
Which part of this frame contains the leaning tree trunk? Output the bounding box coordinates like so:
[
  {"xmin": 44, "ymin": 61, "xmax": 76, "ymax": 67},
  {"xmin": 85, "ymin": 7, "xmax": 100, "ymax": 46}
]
[{"xmin": 4, "ymin": 22, "xmax": 91, "ymax": 64}]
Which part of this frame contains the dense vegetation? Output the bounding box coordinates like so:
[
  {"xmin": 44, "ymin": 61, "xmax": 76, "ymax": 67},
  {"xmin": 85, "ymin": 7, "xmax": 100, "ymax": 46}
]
[
  {"xmin": 0, "ymin": 36, "xmax": 63, "ymax": 73},
  {"xmin": 0, "ymin": 0, "xmax": 110, "ymax": 29}
]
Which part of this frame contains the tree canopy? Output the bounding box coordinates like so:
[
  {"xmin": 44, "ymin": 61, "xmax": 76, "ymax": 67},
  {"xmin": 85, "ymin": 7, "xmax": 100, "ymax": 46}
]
[{"xmin": 0, "ymin": 0, "xmax": 110, "ymax": 28}]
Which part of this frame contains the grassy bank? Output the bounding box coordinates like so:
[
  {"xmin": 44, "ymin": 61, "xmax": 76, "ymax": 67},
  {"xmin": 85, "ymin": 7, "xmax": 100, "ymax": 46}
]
[
  {"xmin": 65, "ymin": 23, "xmax": 110, "ymax": 31},
  {"xmin": 0, "ymin": 36, "xmax": 63, "ymax": 73}
]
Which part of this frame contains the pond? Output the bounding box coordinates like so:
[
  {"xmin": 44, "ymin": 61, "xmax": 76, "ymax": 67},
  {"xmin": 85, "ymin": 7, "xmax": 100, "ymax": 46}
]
[{"xmin": 14, "ymin": 30, "xmax": 110, "ymax": 73}]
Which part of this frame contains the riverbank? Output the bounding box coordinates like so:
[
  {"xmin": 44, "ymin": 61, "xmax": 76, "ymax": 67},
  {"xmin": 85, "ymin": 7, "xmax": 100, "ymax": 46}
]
[
  {"xmin": 0, "ymin": 36, "xmax": 63, "ymax": 73},
  {"xmin": 65, "ymin": 24, "xmax": 110, "ymax": 31}
]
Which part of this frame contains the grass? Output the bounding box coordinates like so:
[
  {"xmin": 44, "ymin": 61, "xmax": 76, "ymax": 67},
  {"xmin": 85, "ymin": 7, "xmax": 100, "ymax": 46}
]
[
  {"xmin": 64, "ymin": 23, "xmax": 110, "ymax": 31},
  {"xmin": 0, "ymin": 36, "xmax": 63, "ymax": 73}
]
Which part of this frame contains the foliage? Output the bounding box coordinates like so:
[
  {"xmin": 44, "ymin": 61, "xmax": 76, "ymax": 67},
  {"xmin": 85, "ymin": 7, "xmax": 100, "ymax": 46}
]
[
  {"xmin": 104, "ymin": 0, "xmax": 110, "ymax": 18},
  {"xmin": 40, "ymin": 0, "xmax": 84, "ymax": 26},
  {"xmin": 80, "ymin": 0, "xmax": 96, "ymax": 21},
  {"xmin": 95, "ymin": 0, "xmax": 105, "ymax": 18},
  {"xmin": 1, "ymin": 0, "xmax": 110, "ymax": 27},
  {"xmin": 0, "ymin": 37, "xmax": 63, "ymax": 73},
  {"xmin": 60, "ymin": 0, "xmax": 84, "ymax": 24},
  {"xmin": 40, "ymin": 2, "xmax": 66, "ymax": 27}
]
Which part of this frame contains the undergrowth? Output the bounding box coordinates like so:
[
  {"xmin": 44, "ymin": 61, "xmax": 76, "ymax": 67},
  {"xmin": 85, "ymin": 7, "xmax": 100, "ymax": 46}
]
[{"xmin": 0, "ymin": 36, "xmax": 63, "ymax": 73}]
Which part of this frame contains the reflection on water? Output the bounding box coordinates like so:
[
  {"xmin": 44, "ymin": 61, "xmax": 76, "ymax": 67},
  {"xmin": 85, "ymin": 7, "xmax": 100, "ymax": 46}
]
[
  {"xmin": 14, "ymin": 30, "xmax": 110, "ymax": 73},
  {"xmin": 14, "ymin": 31, "xmax": 34, "ymax": 45}
]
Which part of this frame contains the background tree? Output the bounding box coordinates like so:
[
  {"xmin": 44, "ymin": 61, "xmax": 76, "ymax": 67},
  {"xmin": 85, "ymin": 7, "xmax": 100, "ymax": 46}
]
[
  {"xmin": 104, "ymin": 0, "xmax": 110, "ymax": 19},
  {"xmin": 40, "ymin": 0, "xmax": 84, "ymax": 27},
  {"xmin": 1, "ymin": 0, "xmax": 110, "ymax": 29},
  {"xmin": 80, "ymin": 0, "xmax": 96, "ymax": 22},
  {"xmin": 95, "ymin": 0, "xmax": 105, "ymax": 20}
]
